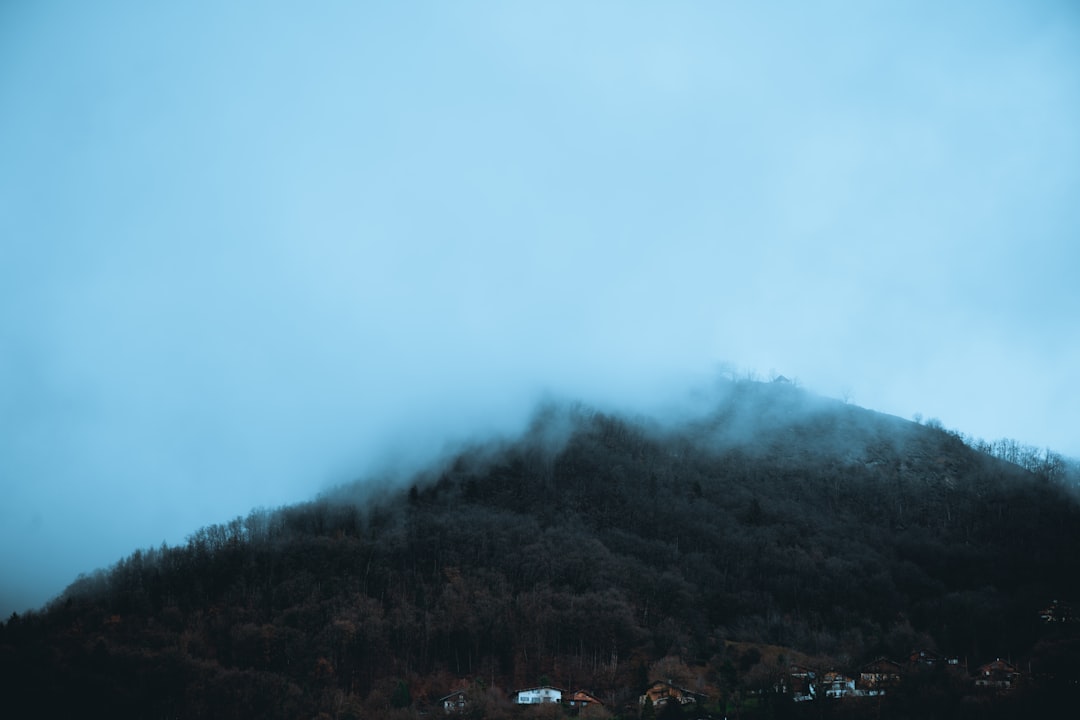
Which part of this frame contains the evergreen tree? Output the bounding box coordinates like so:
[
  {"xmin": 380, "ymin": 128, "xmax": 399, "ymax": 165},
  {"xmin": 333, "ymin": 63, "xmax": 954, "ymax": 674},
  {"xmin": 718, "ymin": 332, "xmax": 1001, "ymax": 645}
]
[{"xmin": 391, "ymin": 680, "xmax": 411, "ymax": 709}]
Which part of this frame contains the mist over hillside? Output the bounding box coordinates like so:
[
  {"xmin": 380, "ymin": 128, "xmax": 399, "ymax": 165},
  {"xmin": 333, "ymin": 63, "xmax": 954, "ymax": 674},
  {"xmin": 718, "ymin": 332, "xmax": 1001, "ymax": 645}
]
[
  {"xmin": 5, "ymin": 0, "xmax": 1080, "ymax": 642},
  {"xmin": 3, "ymin": 380, "xmax": 1079, "ymax": 719}
]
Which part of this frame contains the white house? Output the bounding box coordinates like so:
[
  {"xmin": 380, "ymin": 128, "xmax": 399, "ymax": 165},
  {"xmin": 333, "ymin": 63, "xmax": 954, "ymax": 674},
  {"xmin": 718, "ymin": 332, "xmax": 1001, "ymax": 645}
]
[
  {"xmin": 515, "ymin": 686, "xmax": 563, "ymax": 704},
  {"xmin": 822, "ymin": 672, "xmax": 856, "ymax": 699}
]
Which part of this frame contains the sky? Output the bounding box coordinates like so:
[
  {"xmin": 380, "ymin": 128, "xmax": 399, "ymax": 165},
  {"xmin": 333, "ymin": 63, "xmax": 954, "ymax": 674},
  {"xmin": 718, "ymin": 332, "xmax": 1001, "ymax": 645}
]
[{"xmin": 2, "ymin": 0, "xmax": 1079, "ymax": 617}]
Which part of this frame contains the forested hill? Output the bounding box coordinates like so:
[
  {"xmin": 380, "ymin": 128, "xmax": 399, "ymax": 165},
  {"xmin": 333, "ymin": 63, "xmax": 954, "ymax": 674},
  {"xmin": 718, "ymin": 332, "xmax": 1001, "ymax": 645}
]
[{"xmin": 3, "ymin": 380, "xmax": 1080, "ymax": 719}]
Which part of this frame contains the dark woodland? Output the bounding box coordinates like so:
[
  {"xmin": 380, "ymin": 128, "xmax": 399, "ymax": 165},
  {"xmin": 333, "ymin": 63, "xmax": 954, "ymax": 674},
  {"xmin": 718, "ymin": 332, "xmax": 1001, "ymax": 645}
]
[{"xmin": 3, "ymin": 379, "xmax": 1079, "ymax": 719}]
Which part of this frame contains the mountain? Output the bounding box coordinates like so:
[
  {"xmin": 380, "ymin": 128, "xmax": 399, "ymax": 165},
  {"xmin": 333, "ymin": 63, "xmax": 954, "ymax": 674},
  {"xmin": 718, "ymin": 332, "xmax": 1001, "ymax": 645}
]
[{"xmin": 2, "ymin": 380, "xmax": 1079, "ymax": 719}]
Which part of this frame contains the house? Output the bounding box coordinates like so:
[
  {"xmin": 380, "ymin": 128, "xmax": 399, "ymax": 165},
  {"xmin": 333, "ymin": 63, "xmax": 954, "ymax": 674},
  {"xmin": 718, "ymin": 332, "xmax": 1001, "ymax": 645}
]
[
  {"xmin": 566, "ymin": 690, "xmax": 603, "ymax": 708},
  {"xmin": 1039, "ymin": 599, "xmax": 1073, "ymax": 623},
  {"xmin": 782, "ymin": 665, "xmax": 817, "ymax": 702},
  {"xmin": 908, "ymin": 649, "xmax": 941, "ymax": 667},
  {"xmin": 857, "ymin": 658, "xmax": 902, "ymax": 695},
  {"xmin": 639, "ymin": 680, "xmax": 705, "ymax": 707},
  {"xmin": 516, "ymin": 686, "xmax": 563, "ymax": 704},
  {"xmin": 821, "ymin": 671, "xmax": 856, "ymax": 699},
  {"xmin": 975, "ymin": 659, "xmax": 1021, "ymax": 690},
  {"xmin": 437, "ymin": 690, "xmax": 468, "ymax": 713}
]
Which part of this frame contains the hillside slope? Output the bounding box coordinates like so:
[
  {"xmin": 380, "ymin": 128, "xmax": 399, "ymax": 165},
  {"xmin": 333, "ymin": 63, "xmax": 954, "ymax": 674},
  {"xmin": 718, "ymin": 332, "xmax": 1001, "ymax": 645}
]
[{"xmin": 3, "ymin": 380, "xmax": 1079, "ymax": 718}]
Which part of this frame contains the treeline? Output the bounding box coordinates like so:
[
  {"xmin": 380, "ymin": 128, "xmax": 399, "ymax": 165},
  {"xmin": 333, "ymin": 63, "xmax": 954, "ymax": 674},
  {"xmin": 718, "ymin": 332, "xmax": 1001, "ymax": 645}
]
[
  {"xmin": 909, "ymin": 410, "xmax": 1078, "ymax": 490},
  {"xmin": 964, "ymin": 435, "xmax": 1077, "ymax": 489},
  {"xmin": 2, "ymin": 381, "xmax": 1080, "ymax": 719}
]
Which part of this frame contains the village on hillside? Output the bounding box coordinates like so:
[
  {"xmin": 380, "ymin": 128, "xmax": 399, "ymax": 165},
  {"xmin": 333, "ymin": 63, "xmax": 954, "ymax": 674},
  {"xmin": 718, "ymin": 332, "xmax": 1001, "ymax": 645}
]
[
  {"xmin": 431, "ymin": 646, "xmax": 1040, "ymax": 717},
  {"xmin": 421, "ymin": 601, "xmax": 1079, "ymax": 716}
]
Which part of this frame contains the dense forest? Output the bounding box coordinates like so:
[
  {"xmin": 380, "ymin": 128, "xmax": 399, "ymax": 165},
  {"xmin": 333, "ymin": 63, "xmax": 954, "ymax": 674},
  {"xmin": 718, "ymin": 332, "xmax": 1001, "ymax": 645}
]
[{"xmin": 3, "ymin": 379, "xmax": 1079, "ymax": 719}]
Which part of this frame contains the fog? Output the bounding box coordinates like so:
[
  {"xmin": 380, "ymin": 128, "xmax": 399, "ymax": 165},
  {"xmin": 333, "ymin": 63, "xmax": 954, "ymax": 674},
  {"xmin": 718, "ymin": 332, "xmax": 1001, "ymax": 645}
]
[{"xmin": 2, "ymin": 1, "xmax": 1079, "ymax": 617}]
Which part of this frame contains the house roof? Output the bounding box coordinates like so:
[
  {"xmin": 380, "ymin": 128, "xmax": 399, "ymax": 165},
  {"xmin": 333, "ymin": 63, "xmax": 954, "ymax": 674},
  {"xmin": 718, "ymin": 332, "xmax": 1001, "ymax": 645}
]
[
  {"xmin": 909, "ymin": 648, "xmax": 941, "ymax": 664},
  {"xmin": 861, "ymin": 657, "xmax": 902, "ymax": 671},
  {"xmin": 568, "ymin": 690, "xmax": 603, "ymax": 704},
  {"xmin": 644, "ymin": 680, "xmax": 705, "ymax": 698},
  {"xmin": 978, "ymin": 658, "xmax": 1020, "ymax": 673}
]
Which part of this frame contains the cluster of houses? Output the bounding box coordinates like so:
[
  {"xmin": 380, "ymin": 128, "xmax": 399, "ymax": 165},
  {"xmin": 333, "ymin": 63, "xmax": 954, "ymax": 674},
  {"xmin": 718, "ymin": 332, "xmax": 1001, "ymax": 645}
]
[
  {"xmin": 438, "ymin": 687, "xmax": 604, "ymax": 713},
  {"xmin": 776, "ymin": 650, "xmax": 1023, "ymax": 703},
  {"xmin": 437, "ymin": 650, "xmax": 1026, "ymax": 714},
  {"xmin": 440, "ymin": 682, "xmax": 706, "ymax": 714}
]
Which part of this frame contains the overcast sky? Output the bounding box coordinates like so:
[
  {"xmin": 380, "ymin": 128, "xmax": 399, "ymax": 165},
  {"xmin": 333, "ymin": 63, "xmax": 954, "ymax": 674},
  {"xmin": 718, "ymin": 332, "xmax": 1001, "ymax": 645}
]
[{"xmin": 2, "ymin": 1, "xmax": 1078, "ymax": 617}]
